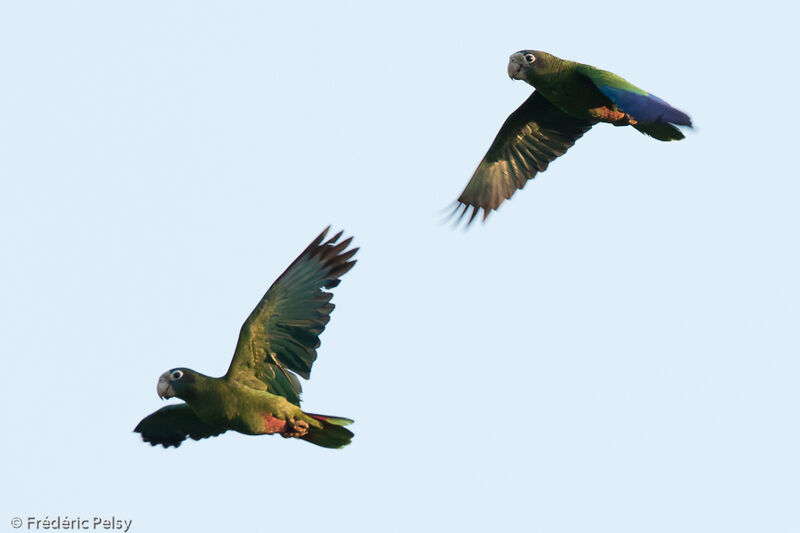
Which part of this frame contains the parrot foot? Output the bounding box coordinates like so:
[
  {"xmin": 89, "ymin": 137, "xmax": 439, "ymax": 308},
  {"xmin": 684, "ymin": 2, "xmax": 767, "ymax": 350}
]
[
  {"xmin": 280, "ymin": 419, "xmax": 309, "ymax": 439},
  {"xmin": 611, "ymin": 114, "xmax": 637, "ymax": 127}
]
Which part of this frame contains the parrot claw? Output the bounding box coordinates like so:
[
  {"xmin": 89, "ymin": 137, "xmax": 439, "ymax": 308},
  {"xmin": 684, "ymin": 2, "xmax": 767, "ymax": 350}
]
[
  {"xmin": 280, "ymin": 419, "xmax": 309, "ymax": 439},
  {"xmin": 611, "ymin": 113, "xmax": 637, "ymax": 127}
]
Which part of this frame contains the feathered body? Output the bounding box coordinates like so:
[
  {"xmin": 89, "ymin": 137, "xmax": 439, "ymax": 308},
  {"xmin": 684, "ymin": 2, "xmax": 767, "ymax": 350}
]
[
  {"xmin": 455, "ymin": 50, "xmax": 692, "ymax": 223},
  {"xmin": 513, "ymin": 51, "xmax": 690, "ymax": 140},
  {"xmin": 164, "ymin": 370, "xmax": 352, "ymax": 447},
  {"xmin": 134, "ymin": 228, "xmax": 356, "ymax": 449}
]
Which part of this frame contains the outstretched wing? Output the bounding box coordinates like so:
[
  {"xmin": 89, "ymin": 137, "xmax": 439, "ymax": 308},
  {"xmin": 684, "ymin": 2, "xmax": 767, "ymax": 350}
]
[
  {"xmin": 575, "ymin": 64, "xmax": 692, "ymax": 128},
  {"xmin": 454, "ymin": 91, "xmax": 595, "ymax": 225},
  {"xmin": 134, "ymin": 404, "xmax": 227, "ymax": 448},
  {"xmin": 224, "ymin": 227, "xmax": 357, "ymax": 405}
]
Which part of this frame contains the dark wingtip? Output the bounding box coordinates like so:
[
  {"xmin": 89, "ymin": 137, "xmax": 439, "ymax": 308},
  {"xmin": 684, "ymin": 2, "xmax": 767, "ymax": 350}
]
[
  {"xmin": 306, "ymin": 227, "xmax": 358, "ymax": 286},
  {"xmin": 440, "ymin": 201, "xmax": 491, "ymax": 230},
  {"xmin": 328, "ymin": 229, "xmax": 344, "ymax": 244},
  {"xmin": 306, "ymin": 227, "xmax": 330, "ymax": 252},
  {"xmin": 134, "ymin": 428, "xmax": 182, "ymax": 449}
]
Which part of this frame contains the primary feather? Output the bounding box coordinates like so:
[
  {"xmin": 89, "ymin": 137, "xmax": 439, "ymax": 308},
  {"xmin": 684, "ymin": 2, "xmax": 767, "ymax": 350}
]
[
  {"xmin": 456, "ymin": 91, "xmax": 594, "ymax": 223},
  {"xmin": 226, "ymin": 227, "xmax": 357, "ymax": 405}
]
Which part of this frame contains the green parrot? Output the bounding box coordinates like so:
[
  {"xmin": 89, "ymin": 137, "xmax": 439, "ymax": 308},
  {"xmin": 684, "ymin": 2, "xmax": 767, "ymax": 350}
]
[
  {"xmin": 454, "ymin": 50, "xmax": 692, "ymax": 224},
  {"xmin": 134, "ymin": 227, "xmax": 357, "ymax": 449}
]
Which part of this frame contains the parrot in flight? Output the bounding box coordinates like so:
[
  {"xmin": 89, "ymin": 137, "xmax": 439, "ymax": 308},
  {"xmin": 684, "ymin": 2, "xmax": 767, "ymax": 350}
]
[
  {"xmin": 134, "ymin": 227, "xmax": 357, "ymax": 448},
  {"xmin": 454, "ymin": 50, "xmax": 692, "ymax": 224}
]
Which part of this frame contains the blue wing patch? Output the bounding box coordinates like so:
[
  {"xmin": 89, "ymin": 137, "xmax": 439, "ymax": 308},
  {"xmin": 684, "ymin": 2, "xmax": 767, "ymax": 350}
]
[{"xmin": 599, "ymin": 86, "xmax": 692, "ymax": 126}]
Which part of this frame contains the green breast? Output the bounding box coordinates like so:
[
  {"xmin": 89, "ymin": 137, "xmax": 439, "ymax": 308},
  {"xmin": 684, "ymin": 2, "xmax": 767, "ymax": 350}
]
[
  {"xmin": 190, "ymin": 382, "xmax": 300, "ymax": 435},
  {"xmin": 528, "ymin": 70, "xmax": 612, "ymax": 120}
]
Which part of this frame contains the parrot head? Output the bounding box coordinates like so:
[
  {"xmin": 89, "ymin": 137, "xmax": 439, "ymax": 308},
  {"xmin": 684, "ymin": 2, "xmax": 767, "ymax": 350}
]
[
  {"xmin": 507, "ymin": 50, "xmax": 558, "ymax": 84},
  {"xmin": 156, "ymin": 368, "xmax": 196, "ymax": 400}
]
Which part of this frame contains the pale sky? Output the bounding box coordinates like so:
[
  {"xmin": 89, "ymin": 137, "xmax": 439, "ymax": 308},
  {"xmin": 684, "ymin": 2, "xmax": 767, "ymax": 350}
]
[{"xmin": 2, "ymin": 1, "xmax": 798, "ymax": 532}]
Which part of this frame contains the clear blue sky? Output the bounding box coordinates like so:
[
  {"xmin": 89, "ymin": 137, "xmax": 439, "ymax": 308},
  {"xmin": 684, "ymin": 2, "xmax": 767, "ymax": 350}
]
[{"xmin": 2, "ymin": 1, "xmax": 798, "ymax": 532}]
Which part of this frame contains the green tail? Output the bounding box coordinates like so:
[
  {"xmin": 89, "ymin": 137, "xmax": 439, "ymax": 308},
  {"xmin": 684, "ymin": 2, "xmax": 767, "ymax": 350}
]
[
  {"xmin": 634, "ymin": 122, "xmax": 685, "ymax": 141},
  {"xmin": 302, "ymin": 413, "xmax": 354, "ymax": 449}
]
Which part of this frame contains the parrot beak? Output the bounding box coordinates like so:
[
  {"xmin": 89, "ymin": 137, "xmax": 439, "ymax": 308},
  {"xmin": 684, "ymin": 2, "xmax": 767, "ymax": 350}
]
[
  {"xmin": 507, "ymin": 53, "xmax": 525, "ymax": 80},
  {"xmin": 157, "ymin": 372, "xmax": 174, "ymax": 399}
]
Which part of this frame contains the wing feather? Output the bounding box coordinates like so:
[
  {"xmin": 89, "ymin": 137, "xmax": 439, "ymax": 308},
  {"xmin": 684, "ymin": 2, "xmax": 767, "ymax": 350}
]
[
  {"xmin": 224, "ymin": 227, "xmax": 357, "ymax": 405},
  {"xmin": 134, "ymin": 404, "xmax": 227, "ymax": 448},
  {"xmin": 454, "ymin": 91, "xmax": 595, "ymax": 224}
]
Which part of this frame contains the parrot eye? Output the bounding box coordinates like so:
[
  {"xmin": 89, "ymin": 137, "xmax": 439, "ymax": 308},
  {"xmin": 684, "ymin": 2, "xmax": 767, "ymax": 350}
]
[
  {"xmin": 170, "ymin": 370, "xmax": 184, "ymax": 381},
  {"xmin": 524, "ymin": 53, "xmax": 536, "ymax": 63}
]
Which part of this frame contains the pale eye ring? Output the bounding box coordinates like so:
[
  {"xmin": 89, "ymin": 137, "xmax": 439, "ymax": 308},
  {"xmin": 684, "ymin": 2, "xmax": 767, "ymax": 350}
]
[
  {"xmin": 170, "ymin": 370, "xmax": 184, "ymax": 381},
  {"xmin": 524, "ymin": 53, "xmax": 536, "ymax": 63}
]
